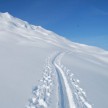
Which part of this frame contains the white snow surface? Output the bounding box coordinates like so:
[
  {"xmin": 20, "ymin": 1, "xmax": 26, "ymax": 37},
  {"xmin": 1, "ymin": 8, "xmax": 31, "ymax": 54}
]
[{"xmin": 0, "ymin": 12, "xmax": 108, "ymax": 108}]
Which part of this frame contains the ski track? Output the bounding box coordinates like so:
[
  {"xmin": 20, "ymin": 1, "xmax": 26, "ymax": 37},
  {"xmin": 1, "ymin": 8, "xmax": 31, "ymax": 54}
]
[
  {"xmin": 53, "ymin": 55, "xmax": 76, "ymax": 108},
  {"xmin": 54, "ymin": 52, "xmax": 92, "ymax": 108},
  {"xmin": 26, "ymin": 51, "xmax": 92, "ymax": 108}
]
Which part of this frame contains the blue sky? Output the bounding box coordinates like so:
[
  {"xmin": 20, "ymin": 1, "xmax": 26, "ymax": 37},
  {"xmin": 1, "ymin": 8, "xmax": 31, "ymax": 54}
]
[{"xmin": 0, "ymin": 0, "xmax": 108, "ymax": 50}]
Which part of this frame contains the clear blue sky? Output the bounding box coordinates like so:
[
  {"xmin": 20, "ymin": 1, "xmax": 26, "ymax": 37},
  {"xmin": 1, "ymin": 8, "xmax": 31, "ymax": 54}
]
[{"xmin": 0, "ymin": 0, "xmax": 108, "ymax": 50}]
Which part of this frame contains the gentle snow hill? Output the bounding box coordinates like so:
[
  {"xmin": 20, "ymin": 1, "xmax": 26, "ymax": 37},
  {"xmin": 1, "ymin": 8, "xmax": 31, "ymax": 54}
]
[{"xmin": 0, "ymin": 12, "xmax": 108, "ymax": 108}]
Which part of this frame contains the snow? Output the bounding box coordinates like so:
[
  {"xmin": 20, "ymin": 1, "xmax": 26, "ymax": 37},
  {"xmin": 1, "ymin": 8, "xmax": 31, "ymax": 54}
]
[
  {"xmin": 54, "ymin": 53, "xmax": 76, "ymax": 108},
  {"xmin": 0, "ymin": 12, "xmax": 108, "ymax": 108}
]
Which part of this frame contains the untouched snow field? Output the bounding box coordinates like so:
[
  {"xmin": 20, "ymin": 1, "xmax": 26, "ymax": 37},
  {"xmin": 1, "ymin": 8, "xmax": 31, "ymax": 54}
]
[{"xmin": 0, "ymin": 12, "xmax": 108, "ymax": 108}]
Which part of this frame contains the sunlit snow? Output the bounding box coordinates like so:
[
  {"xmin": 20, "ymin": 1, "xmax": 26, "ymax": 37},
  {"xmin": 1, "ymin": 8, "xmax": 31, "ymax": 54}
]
[{"xmin": 0, "ymin": 12, "xmax": 108, "ymax": 108}]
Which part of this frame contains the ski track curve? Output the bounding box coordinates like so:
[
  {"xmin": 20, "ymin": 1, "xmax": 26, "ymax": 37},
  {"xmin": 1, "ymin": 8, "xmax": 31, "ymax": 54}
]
[
  {"xmin": 25, "ymin": 51, "xmax": 92, "ymax": 108},
  {"xmin": 53, "ymin": 52, "xmax": 92, "ymax": 108},
  {"xmin": 53, "ymin": 52, "xmax": 76, "ymax": 108}
]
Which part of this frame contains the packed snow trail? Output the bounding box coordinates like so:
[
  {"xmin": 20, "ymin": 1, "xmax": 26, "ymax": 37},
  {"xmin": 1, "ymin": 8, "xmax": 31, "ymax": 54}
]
[
  {"xmin": 56, "ymin": 69, "xmax": 67, "ymax": 108},
  {"xmin": 53, "ymin": 52, "xmax": 92, "ymax": 108},
  {"xmin": 53, "ymin": 52, "xmax": 76, "ymax": 108},
  {"xmin": 54, "ymin": 63, "xmax": 76, "ymax": 108},
  {"xmin": 26, "ymin": 51, "xmax": 92, "ymax": 108}
]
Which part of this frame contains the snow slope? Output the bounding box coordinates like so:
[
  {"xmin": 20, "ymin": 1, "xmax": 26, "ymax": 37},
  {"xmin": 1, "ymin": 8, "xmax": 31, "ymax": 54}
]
[{"xmin": 0, "ymin": 12, "xmax": 108, "ymax": 108}]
